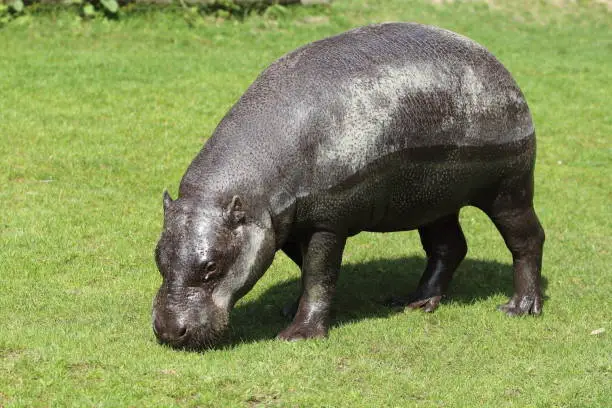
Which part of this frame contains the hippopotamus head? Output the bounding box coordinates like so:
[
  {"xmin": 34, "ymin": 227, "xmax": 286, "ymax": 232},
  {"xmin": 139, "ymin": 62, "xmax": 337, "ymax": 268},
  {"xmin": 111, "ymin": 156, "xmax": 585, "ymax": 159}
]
[{"xmin": 151, "ymin": 191, "xmax": 276, "ymax": 350}]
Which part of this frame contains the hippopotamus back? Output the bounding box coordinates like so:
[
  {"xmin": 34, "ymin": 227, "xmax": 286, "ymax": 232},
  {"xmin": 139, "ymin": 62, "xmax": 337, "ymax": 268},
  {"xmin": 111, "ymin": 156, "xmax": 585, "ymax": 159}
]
[{"xmin": 180, "ymin": 23, "xmax": 534, "ymax": 230}]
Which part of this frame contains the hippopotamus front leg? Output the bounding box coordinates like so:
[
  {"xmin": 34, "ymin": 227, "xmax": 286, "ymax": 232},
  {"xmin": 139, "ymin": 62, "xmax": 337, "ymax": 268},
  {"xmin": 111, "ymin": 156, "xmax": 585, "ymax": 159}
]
[
  {"xmin": 391, "ymin": 212, "xmax": 467, "ymax": 312},
  {"xmin": 277, "ymin": 231, "xmax": 346, "ymax": 341}
]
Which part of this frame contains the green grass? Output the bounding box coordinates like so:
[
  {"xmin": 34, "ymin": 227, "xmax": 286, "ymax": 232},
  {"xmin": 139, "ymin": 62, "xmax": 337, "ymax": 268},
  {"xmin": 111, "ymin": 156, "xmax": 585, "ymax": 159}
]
[{"xmin": 1, "ymin": 1, "xmax": 610, "ymax": 406}]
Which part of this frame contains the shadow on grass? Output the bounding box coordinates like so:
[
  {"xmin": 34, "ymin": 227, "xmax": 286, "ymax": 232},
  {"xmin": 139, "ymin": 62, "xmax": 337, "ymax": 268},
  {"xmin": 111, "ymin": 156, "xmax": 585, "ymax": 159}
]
[{"xmin": 228, "ymin": 256, "xmax": 549, "ymax": 346}]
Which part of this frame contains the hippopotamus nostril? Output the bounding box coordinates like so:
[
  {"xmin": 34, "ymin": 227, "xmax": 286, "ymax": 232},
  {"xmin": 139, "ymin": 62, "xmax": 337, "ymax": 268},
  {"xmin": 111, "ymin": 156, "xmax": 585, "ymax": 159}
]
[{"xmin": 153, "ymin": 314, "xmax": 189, "ymax": 344}]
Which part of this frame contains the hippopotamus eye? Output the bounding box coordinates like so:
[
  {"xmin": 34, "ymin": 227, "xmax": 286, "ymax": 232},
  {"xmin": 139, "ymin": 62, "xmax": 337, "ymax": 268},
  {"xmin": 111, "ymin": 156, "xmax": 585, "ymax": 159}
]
[{"xmin": 202, "ymin": 261, "xmax": 218, "ymax": 281}]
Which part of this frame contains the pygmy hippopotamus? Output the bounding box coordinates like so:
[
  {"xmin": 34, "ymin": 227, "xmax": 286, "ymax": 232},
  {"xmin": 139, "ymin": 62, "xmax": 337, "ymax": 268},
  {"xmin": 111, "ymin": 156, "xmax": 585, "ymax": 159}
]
[{"xmin": 152, "ymin": 22, "xmax": 545, "ymax": 350}]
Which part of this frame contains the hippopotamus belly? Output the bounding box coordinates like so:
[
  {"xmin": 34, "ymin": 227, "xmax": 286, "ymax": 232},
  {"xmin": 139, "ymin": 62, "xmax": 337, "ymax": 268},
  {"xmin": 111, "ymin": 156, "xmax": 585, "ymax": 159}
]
[{"xmin": 293, "ymin": 137, "xmax": 533, "ymax": 235}]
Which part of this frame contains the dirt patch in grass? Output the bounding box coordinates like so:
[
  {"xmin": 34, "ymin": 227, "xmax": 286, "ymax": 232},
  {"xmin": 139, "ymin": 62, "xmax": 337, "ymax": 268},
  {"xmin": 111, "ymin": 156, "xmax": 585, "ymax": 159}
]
[
  {"xmin": 246, "ymin": 393, "xmax": 282, "ymax": 408},
  {"xmin": 0, "ymin": 347, "xmax": 26, "ymax": 362}
]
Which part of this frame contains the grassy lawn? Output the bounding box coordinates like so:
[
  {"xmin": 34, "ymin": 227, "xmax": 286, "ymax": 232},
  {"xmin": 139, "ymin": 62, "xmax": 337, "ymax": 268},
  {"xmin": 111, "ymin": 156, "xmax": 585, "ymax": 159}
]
[{"xmin": 1, "ymin": 1, "xmax": 610, "ymax": 406}]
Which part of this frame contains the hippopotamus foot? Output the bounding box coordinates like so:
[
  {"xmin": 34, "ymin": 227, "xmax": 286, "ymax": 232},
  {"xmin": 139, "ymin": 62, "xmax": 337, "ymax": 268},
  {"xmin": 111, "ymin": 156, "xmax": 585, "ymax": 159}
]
[
  {"xmin": 387, "ymin": 294, "xmax": 443, "ymax": 312},
  {"xmin": 387, "ymin": 286, "xmax": 443, "ymax": 312},
  {"xmin": 277, "ymin": 297, "xmax": 331, "ymax": 340},
  {"xmin": 406, "ymin": 294, "xmax": 443, "ymax": 312},
  {"xmin": 483, "ymin": 193, "xmax": 545, "ymax": 316},
  {"xmin": 277, "ymin": 320, "xmax": 328, "ymax": 341},
  {"xmin": 498, "ymin": 293, "xmax": 542, "ymax": 316},
  {"xmin": 277, "ymin": 230, "xmax": 346, "ymax": 341}
]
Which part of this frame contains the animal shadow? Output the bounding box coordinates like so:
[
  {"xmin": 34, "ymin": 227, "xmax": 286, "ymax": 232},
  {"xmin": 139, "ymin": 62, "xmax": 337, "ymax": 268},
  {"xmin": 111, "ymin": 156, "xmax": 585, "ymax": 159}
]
[{"xmin": 228, "ymin": 256, "xmax": 548, "ymax": 346}]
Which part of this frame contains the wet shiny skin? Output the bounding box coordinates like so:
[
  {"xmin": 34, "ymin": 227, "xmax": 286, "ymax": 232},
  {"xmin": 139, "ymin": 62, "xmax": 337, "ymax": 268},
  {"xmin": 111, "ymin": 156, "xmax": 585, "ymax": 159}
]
[{"xmin": 153, "ymin": 23, "xmax": 544, "ymax": 350}]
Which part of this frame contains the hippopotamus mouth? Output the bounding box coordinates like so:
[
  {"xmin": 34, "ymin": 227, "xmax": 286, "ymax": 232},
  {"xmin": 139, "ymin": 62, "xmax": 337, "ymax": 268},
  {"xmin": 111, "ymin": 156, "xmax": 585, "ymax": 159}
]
[
  {"xmin": 152, "ymin": 289, "xmax": 230, "ymax": 351},
  {"xmin": 152, "ymin": 319, "xmax": 229, "ymax": 351}
]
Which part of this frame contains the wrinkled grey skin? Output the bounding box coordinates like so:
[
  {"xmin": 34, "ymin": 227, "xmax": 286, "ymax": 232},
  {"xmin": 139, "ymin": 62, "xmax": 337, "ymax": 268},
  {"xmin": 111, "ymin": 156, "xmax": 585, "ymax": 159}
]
[{"xmin": 152, "ymin": 23, "xmax": 545, "ymax": 350}]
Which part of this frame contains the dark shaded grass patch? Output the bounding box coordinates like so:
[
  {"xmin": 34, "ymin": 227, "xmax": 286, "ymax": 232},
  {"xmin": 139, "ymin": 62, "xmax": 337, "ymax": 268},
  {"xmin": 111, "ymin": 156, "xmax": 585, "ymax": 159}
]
[{"xmin": 230, "ymin": 256, "xmax": 548, "ymax": 345}]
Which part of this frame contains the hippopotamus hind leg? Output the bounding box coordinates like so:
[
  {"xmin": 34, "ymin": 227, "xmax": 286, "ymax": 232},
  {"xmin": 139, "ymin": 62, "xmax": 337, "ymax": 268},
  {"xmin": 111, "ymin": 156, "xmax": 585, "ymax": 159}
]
[
  {"xmin": 480, "ymin": 172, "xmax": 545, "ymax": 316},
  {"xmin": 488, "ymin": 206, "xmax": 544, "ymax": 315},
  {"xmin": 390, "ymin": 212, "xmax": 467, "ymax": 312}
]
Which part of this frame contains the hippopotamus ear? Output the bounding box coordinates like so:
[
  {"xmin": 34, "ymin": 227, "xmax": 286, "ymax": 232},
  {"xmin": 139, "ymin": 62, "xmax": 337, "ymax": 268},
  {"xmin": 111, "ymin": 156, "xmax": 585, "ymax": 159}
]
[
  {"xmin": 226, "ymin": 195, "xmax": 245, "ymax": 225},
  {"xmin": 163, "ymin": 190, "xmax": 173, "ymax": 213}
]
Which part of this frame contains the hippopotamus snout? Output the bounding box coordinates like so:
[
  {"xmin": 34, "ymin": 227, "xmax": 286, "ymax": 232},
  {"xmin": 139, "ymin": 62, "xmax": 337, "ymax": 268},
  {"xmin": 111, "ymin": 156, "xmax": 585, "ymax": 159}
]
[
  {"xmin": 153, "ymin": 312, "xmax": 187, "ymax": 344},
  {"xmin": 152, "ymin": 286, "xmax": 229, "ymax": 350}
]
